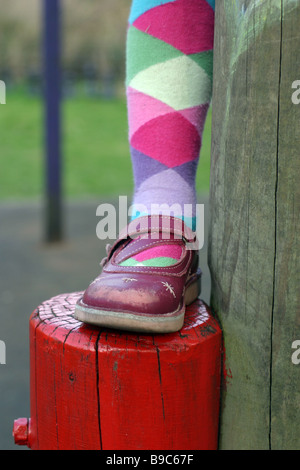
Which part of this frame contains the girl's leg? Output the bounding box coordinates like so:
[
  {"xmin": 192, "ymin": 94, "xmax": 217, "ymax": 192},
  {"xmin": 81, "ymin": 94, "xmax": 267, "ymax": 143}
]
[
  {"xmin": 124, "ymin": 0, "xmax": 215, "ymax": 267},
  {"xmin": 75, "ymin": 0, "xmax": 215, "ymax": 331}
]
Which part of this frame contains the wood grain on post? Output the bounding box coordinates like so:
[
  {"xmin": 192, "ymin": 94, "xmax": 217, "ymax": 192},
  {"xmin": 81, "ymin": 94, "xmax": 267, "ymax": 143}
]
[{"xmin": 209, "ymin": 0, "xmax": 300, "ymax": 450}]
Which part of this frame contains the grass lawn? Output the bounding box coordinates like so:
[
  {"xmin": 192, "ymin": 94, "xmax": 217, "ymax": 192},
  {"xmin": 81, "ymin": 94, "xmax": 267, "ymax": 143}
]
[{"xmin": 0, "ymin": 88, "xmax": 211, "ymax": 201}]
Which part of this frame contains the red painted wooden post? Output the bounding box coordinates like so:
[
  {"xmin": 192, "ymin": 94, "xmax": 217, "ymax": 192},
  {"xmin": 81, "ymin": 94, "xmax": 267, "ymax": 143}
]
[{"xmin": 13, "ymin": 292, "xmax": 222, "ymax": 450}]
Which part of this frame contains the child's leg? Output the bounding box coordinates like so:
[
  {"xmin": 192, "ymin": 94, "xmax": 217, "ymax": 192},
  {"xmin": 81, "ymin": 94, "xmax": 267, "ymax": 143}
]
[
  {"xmin": 75, "ymin": 0, "xmax": 215, "ymax": 331},
  {"xmin": 125, "ymin": 0, "xmax": 215, "ymax": 267}
]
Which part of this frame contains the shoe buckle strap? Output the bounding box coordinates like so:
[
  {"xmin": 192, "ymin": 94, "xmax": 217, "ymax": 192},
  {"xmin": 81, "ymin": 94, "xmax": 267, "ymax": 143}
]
[
  {"xmin": 103, "ymin": 215, "xmax": 197, "ymax": 265},
  {"xmin": 118, "ymin": 216, "xmax": 196, "ymax": 244}
]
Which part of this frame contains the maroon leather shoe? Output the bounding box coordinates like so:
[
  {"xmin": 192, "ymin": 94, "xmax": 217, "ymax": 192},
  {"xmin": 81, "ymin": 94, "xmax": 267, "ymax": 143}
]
[{"xmin": 74, "ymin": 215, "xmax": 201, "ymax": 333}]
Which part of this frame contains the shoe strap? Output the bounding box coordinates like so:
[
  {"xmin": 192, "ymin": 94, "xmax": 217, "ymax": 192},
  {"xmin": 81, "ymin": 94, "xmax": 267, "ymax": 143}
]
[
  {"xmin": 118, "ymin": 215, "xmax": 196, "ymax": 244},
  {"xmin": 103, "ymin": 215, "xmax": 197, "ymax": 267},
  {"xmin": 114, "ymin": 233, "xmax": 185, "ymax": 265}
]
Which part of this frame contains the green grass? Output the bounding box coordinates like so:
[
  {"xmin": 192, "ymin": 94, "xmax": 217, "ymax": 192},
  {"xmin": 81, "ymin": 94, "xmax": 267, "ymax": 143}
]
[{"xmin": 0, "ymin": 88, "xmax": 211, "ymax": 201}]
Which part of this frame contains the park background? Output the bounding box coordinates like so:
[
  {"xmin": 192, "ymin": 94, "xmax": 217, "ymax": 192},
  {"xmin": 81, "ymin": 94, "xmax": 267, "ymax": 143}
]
[{"xmin": 0, "ymin": 0, "xmax": 212, "ymax": 449}]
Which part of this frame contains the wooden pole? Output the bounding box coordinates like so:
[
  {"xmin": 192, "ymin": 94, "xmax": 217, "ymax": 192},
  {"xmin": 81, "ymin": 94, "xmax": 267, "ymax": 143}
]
[
  {"xmin": 43, "ymin": 0, "xmax": 63, "ymax": 242},
  {"xmin": 209, "ymin": 0, "xmax": 300, "ymax": 450}
]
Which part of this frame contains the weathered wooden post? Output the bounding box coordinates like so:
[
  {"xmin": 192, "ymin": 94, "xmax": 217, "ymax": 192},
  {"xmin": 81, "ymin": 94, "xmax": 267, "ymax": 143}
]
[
  {"xmin": 13, "ymin": 293, "xmax": 222, "ymax": 450},
  {"xmin": 209, "ymin": 0, "xmax": 300, "ymax": 449}
]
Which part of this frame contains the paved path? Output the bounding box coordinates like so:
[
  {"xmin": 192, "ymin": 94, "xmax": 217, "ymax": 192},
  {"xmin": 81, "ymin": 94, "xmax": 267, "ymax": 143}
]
[{"xmin": 0, "ymin": 197, "xmax": 211, "ymax": 450}]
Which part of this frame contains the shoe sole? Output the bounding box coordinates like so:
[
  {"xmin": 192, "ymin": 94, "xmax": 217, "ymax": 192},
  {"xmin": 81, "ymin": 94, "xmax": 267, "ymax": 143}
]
[{"xmin": 74, "ymin": 272, "xmax": 201, "ymax": 334}]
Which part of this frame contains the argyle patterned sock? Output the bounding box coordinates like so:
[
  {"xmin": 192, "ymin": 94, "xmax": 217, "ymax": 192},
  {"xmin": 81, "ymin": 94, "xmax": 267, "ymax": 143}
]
[{"xmin": 122, "ymin": 0, "xmax": 215, "ymax": 268}]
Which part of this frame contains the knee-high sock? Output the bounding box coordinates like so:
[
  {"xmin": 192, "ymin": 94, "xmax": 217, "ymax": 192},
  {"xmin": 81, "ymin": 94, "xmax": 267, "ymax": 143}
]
[{"xmin": 123, "ymin": 0, "xmax": 215, "ymax": 268}]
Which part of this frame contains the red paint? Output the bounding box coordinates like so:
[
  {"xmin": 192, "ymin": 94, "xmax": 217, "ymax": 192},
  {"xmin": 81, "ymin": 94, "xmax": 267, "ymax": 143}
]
[
  {"xmin": 13, "ymin": 418, "xmax": 30, "ymax": 446},
  {"xmin": 222, "ymin": 346, "xmax": 233, "ymax": 391},
  {"xmin": 13, "ymin": 292, "xmax": 222, "ymax": 450}
]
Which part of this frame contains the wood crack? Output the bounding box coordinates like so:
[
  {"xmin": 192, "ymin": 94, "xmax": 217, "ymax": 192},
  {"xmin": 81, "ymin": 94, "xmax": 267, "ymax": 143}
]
[
  {"xmin": 269, "ymin": 0, "xmax": 283, "ymax": 450},
  {"xmin": 156, "ymin": 346, "xmax": 165, "ymax": 421}
]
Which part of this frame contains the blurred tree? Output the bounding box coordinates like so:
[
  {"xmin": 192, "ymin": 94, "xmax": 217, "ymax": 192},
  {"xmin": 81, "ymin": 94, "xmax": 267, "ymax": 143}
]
[
  {"xmin": 0, "ymin": 0, "xmax": 130, "ymax": 88},
  {"xmin": 0, "ymin": 0, "xmax": 41, "ymax": 81}
]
